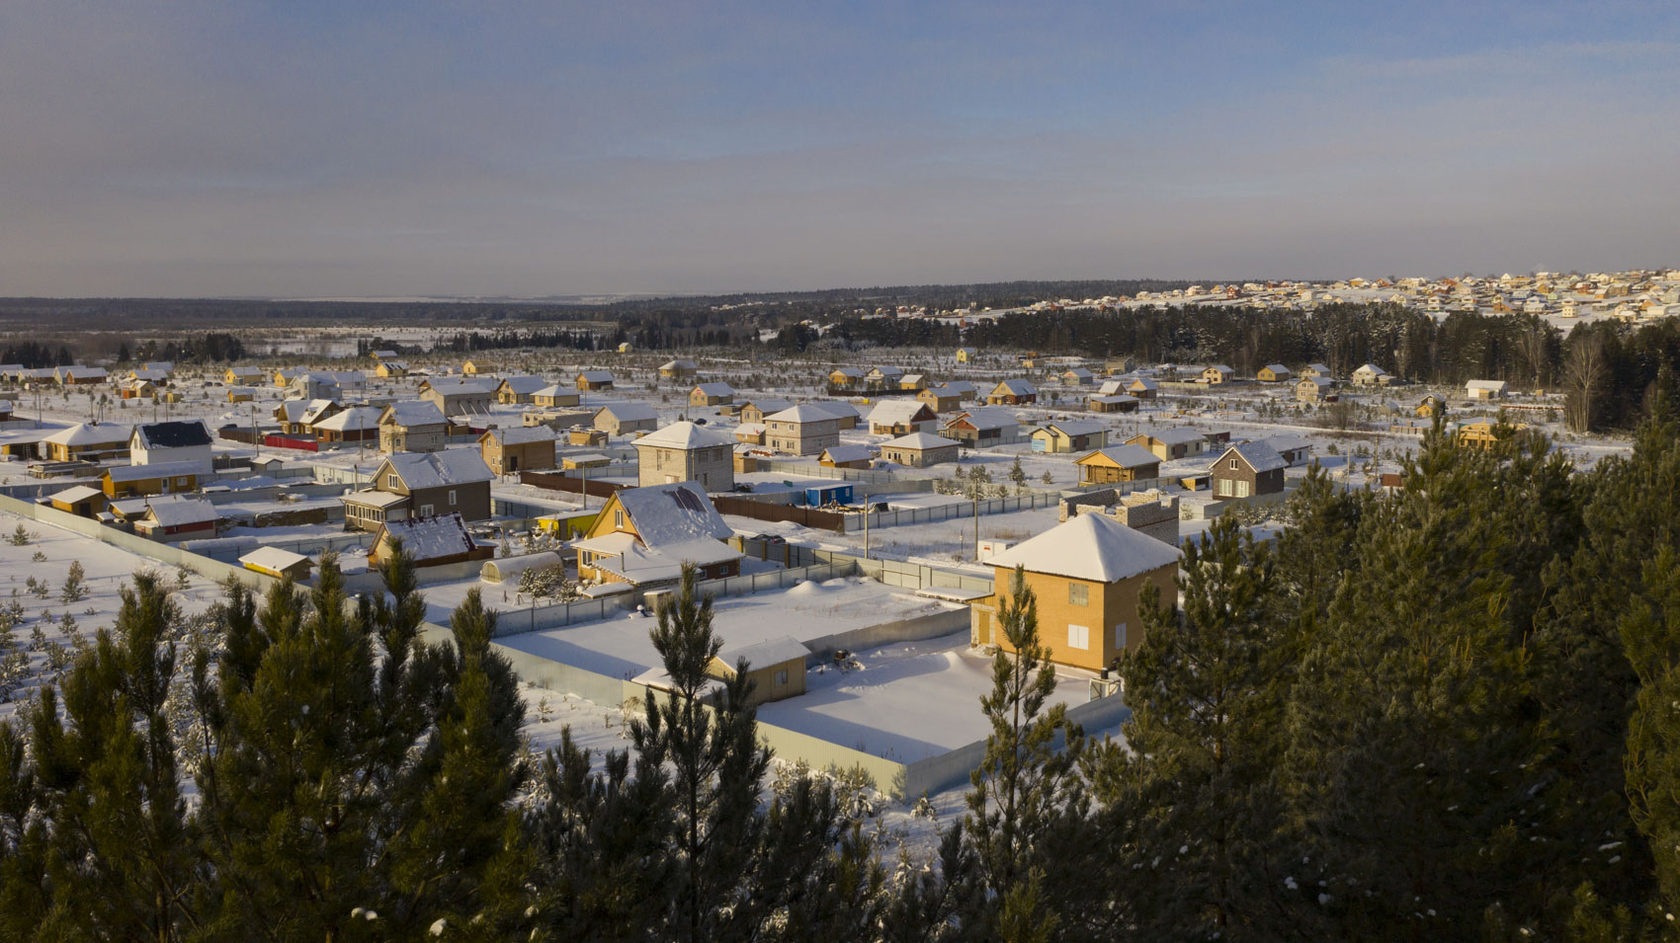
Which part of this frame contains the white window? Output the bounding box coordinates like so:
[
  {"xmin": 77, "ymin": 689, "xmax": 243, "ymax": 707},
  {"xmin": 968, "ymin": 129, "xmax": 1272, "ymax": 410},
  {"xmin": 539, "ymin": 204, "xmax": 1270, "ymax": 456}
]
[
  {"xmin": 1067, "ymin": 624, "xmax": 1090, "ymax": 650},
  {"xmin": 1230, "ymin": 458, "xmax": 1239, "ymax": 469},
  {"xmin": 448, "ymin": 489, "xmax": 457, "ymax": 506},
  {"xmin": 388, "ymin": 474, "xmax": 399, "ymax": 489},
  {"xmin": 614, "ymin": 509, "xmax": 625, "ymax": 529},
  {"xmin": 1115, "ymin": 622, "xmax": 1128, "ymax": 649},
  {"xmin": 1217, "ymin": 478, "xmax": 1232, "ymax": 496},
  {"xmin": 418, "ymin": 504, "xmax": 433, "ymax": 517},
  {"xmin": 1237, "ymin": 480, "xmax": 1251, "ymax": 498}
]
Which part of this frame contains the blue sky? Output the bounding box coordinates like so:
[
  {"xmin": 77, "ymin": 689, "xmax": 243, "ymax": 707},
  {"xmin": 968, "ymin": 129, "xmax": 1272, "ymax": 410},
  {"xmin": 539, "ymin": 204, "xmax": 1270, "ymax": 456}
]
[{"xmin": 2, "ymin": 1, "xmax": 1677, "ymax": 297}]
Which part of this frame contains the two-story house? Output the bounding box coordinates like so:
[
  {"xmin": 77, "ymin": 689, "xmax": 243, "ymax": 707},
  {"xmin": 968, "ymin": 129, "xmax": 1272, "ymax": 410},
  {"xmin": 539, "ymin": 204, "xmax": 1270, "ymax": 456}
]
[
  {"xmin": 634, "ymin": 421, "xmax": 735, "ymax": 491},
  {"xmin": 340, "ymin": 449, "xmax": 495, "ymax": 531}
]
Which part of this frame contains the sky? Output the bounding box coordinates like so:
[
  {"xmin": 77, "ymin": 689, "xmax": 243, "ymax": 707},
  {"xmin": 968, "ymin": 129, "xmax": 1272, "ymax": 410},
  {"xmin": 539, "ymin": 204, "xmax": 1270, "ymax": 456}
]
[{"xmin": 2, "ymin": 0, "xmax": 1678, "ymax": 298}]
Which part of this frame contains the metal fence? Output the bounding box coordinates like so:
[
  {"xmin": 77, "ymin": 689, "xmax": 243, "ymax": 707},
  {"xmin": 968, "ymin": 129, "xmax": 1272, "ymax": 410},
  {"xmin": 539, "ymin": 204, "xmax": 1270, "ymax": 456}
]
[
  {"xmin": 712, "ymin": 495, "xmax": 845, "ymax": 533},
  {"xmin": 847, "ymin": 490, "xmax": 1059, "ymax": 531}
]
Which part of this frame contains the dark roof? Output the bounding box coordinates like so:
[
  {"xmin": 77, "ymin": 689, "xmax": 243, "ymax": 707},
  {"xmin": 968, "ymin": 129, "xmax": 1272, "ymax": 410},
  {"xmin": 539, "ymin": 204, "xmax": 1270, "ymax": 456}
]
[{"xmin": 134, "ymin": 420, "xmax": 212, "ymax": 449}]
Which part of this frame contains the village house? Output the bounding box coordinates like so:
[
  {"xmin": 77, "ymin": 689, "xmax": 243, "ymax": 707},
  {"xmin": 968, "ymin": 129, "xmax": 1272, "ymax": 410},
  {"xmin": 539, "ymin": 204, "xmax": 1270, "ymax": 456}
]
[
  {"xmin": 574, "ymin": 482, "xmax": 742, "ymax": 585},
  {"xmin": 575, "ymin": 369, "xmax": 615, "ymax": 392},
  {"xmin": 1300, "ymin": 363, "xmax": 1333, "ymax": 380},
  {"xmin": 47, "ymin": 484, "xmax": 107, "ymax": 518},
  {"xmin": 634, "ymin": 421, "xmax": 735, "ymax": 491},
  {"xmin": 733, "ymin": 422, "xmax": 766, "ymax": 446},
  {"xmin": 1466, "ymin": 379, "xmax": 1508, "ymax": 400},
  {"xmin": 733, "ymin": 398, "xmax": 791, "ymax": 424},
  {"xmin": 764, "ymin": 404, "xmax": 841, "ymax": 455},
  {"xmin": 225, "ymin": 366, "xmax": 265, "ymax": 385},
  {"xmin": 862, "ymin": 365, "xmax": 904, "ymax": 392},
  {"xmin": 1127, "ymin": 428, "xmax": 1211, "ymax": 462},
  {"xmin": 131, "ymin": 495, "xmax": 220, "ymax": 542},
  {"xmin": 917, "ymin": 385, "xmax": 964, "ymax": 413},
  {"xmin": 370, "ymin": 512, "xmax": 493, "ymax": 569},
  {"xmin": 1074, "ymin": 444, "xmax": 1162, "ymax": 486},
  {"xmin": 275, "ymin": 399, "xmax": 341, "ymax": 435},
  {"xmin": 341, "ymin": 449, "xmax": 495, "ymax": 531},
  {"xmin": 1456, "ymin": 419, "xmax": 1526, "ymax": 450},
  {"xmin": 531, "ymin": 384, "xmax": 583, "ymax": 408},
  {"xmin": 1030, "ymin": 420, "xmax": 1109, "ymax": 454},
  {"xmin": 986, "ymin": 379, "xmax": 1038, "ymax": 405},
  {"xmin": 1416, "ymin": 394, "xmax": 1446, "ymax": 418},
  {"xmin": 1088, "ymin": 392, "xmax": 1141, "ymax": 413},
  {"xmin": 1126, "ymin": 377, "xmax": 1159, "ymax": 399},
  {"xmin": 1210, "ymin": 441, "xmax": 1287, "ymax": 500},
  {"xmin": 879, "ymin": 432, "xmax": 961, "ymax": 468},
  {"xmin": 460, "ymin": 359, "xmax": 492, "ymax": 376},
  {"xmin": 312, "ymin": 406, "xmax": 383, "ymax": 445},
  {"xmin": 370, "ymin": 349, "xmax": 400, "ymax": 363},
  {"xmin": 119, "ymin": 379, "xmax": 156, "ymax": 400},
  {"xmin": 240, "ymin": 547, "xmax": 314, "ymax": 582},
  {"xmin": 495, "ymin": 376, "xmax": 548, "ymax": 405},
  {"xmin": 478, "ymin": 425, "xmax": 557, "ymax": 475},
  {"xmin": 226, "ymin": 388, "xmax": 255, "ymax": 403},
  {"xmin": 955, "ymin": 347, "xmax": 977, "ymax": 363},
  {"xmin": 868, "ymin": 400, "xmax": 938, "ymax": 436},
  {"xmin": 819, "ymin": 444, "xmax": 875, "ymax": 469},
  {"xmin": 1352, "ymin": 363, "xmax": 1395, "ymax": 387},
  {"xmin": 688, "ymin": 382, "xmax": 736, "ymax": 408},
  {"xmin": 1263, "ymin": 434, "xmax": 1313, "ymax": 467},
  {"xmin": 130, "ymin": 420, "xmax": 213, "ymax": 472},
  {"xmin": 707, "ymin": 637, "xmax": 809, "ymax": 708},
  {"xmin": 804, "ymin": 400, "xmax": 860, "ymax": 430},
  {"xmin": 898, "ymin": 373, "xmax": 928, "ymax": 392},
  {"xmin": 102, "ymin": 461, "xmax": 206, "ymax": 498},
  {"xmin": 56, "ymin": 365, "xmax": 108, "ymax": 386},
  {"xmin": 378, "ymin": 401, "xmax": 450, "ymax": 453},
  {"xmin": 1062, "ymin": 366, "xmax": 1096, "ymax": 386},
  {"xmin": 419, "ymin": 377, "xmax": 495, "ymax": 416},
  {"xmin": 973, "ymin": 513, "xmax": 1180, "ymax": 672},
  {"xmin": 1257, "ymin": 364, "xmax": 1293, "ymax": 383},
  {"xmin": 1297, "ymin": 377, "xmax": 1336, "ymax": 403},
  {"xmin": 942, "ymin": 407, "xmax": 1021, "ymax": 447},
  {"xmin": 941, "ymin": 380, "xmax": 980, "ymax": 402},
  {"xmin": 593, "ymin": 402, "xmax": 659, "ymax": 436},
  {"xmin": 658, "ymin": 359, "xmax": 700, "ymax": 380},
  {"xmin": 826, "ymin": 366, "xmax": 865, "ymax": 392},
  {"xmin": 42, "ymin": 422, "xmax": 131, "ymax": 463},
  {"xmin": 1202, "ymin": 364, "xmax": 1236, "ymax": 384}
]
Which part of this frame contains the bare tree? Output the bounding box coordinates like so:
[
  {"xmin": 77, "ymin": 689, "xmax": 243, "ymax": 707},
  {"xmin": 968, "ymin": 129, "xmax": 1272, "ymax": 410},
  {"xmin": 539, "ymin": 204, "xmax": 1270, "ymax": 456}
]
[{"xmin": 1563, "ymin": 331, "xmax": 1607, "ymax": 432}]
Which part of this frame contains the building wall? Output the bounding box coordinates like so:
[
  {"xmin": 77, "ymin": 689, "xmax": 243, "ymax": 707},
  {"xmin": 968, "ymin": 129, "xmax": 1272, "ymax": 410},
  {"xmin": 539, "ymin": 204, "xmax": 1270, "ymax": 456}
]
[
  {"xmin": 406, "ymin": 483, "xmax": 492, "ymax": 522},
  {"xmin": 1211, "ymin": 460, "xmax": 1284, "ymax": 499},
  {"xmin": 636, "ymin": 444, "xmax": 734, "ymax": 491},
  {"xmin": 765, "ymin": 419, "xmax": 839, "ymax": 456},
  {"xmin": 381, "ymin": 425, "xmax": 447, "ymax": 453},
  {"xmin": 975, "ymin": 564, "xmax": 1176, "ymax": 672}
]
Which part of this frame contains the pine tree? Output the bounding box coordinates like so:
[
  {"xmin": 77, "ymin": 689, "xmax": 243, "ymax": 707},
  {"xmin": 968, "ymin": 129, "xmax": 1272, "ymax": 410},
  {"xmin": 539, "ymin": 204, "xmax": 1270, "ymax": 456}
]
[
  {"xmin": 1093, "ymin": 515, "xmax": 1299, "ymax": 940},
  {"xmin": 965, "ymin": 566, "xmax": 1085, "ymax": 933},
  {"xmin": 628, "ymin": 563, "xmax": 771, "ymax": 940}
]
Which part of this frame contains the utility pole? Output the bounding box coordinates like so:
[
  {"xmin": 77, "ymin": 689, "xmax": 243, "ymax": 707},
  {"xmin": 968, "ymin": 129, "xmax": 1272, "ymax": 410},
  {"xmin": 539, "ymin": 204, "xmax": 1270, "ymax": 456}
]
[
  {"xmin": 862, "ymin": 490, "xmax": 870, "ymax": 559},
  {"xmin": 972, "ymin": 494, "xmax": 980, "ymax": 561}
]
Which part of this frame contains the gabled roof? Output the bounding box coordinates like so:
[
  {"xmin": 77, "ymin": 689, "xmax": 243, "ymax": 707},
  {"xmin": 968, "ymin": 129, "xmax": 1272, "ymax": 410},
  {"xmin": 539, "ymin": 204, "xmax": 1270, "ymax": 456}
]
[
  {"xmin": 380, "ymin": 400, "xmax": 447, "ymax": 428},
  {"xmin": 1215, "ymin": 441, "xmax": 1286, "ymax": 474},
  {"xmin": 1466, "ymin": 379, "xmax": 1508, "ymax": 391},
  {"xmin": 481, "ymin": 425, "xmax": 557, "ymax": 446},
  {"xmin": 990, "ymin": 378, "xmax": 1038, "ymax": 395},
  {"xmin": 1262, "ymin": 434, "xmax": 1311, "ymax": 455},
  {"xmin": 593, "ymin": 402, "xmax": 658, "ymax": 422},
  {"xmin": 299, "ymin": 399, "xmax": 341, "ymax": 424},
  {"xmin": 312, "ymin": 405, "xmax": 382, "ymax": 432},
  {"xmin": 576, "ymin": 369, "xmax": 614, "ymax": 382},
  {"xmin": 634, "ymin": 421, "xmax": 732, "ymax": 449},
  {"xmin": 692, "ymin": 382, "xmax": 735, "ymax": 397},
  {"xmin": 801, "ymin": 401, "xmax": 858, "ymax": 420},
  {"xmin": 140, "ymin": 495, "xmax": 219, "ymax": 527},
  {"xmin": 496, "ymin": 375, "xmax": 548, "ymax": 394},
  {"xmin": 765, "ymin": 404, "xmax": 837, "ymax": 423},
  {"xmin": 377, "ymin": 512, "xmax": 478, "ymax": 561},
  {"xmin": 1127, "ymin": 377, "xmax": 1159, "ymax": 390},
  {"xmin": 106, "ymin": 460, "xmax": 206, "ymax": 483},
  {"xmin": 1039, "ymin": 419, "xmax": 1106, "ymax": 437},
  {"xmin": 240, "ymin": 546, "xmax": 311, "ymax": 574},
  {"xmin": 945, "ymin": 407, "xmax": 1018, "ymax": 431},
  {"xmin": 50, "ymin": 485, "xmax": 104, "ymax": 504},
  {"xmin": 739, "ymin": 397, "xmax": 794, "ymax": 414},
  {"xmin": 714, "ymin": 636, "xmax": 809, "ymax": 672},
  {"xmin": 882, "ymin": 432, "xmax": 960, "ymax": 450},
  {"xmin": 422, "ymin": 377, "xmax": 496, "ymax": 396},
  {"xmin": 1262, "ymin": 363, "xmax": 1291, "ymax": 373},
  {"xmin": 43, "ymin": 422, "xmax": 131, "ymax": 446},
  {"xmin": 612, "ymin": 482, "xmax": 734, "ymax": 546},
  {"xmin": 660, "ymin": 358, "xmax": 698, "ymax": 370},
  {"xmin": 985, "ymin": 512, "xmax": 1179, "ymax": 583},
  {"xmin": 275, "ymin": 400, "xmax": 312, "ymax": 422},
  {"xmin": 384, "ymin": 449, "xmax": 495, "ymax": 489},
  {"xmin": 820, "ymin": 444, "xmax": 874, "ymax": 464},
  {"xmin": 132, "ymin": 420, "xmax": 212, "ymax": 450},
  {"xmin": 867, "ymin": 400, "xmax": 935, "ymax": 425},
  {"xmin": 1076, "ymin": 444, "xmax": 1161, "ymax": 469},
  {"xmin": 829, "ymin": 366, "xmax": 865, "ymax": 378}
]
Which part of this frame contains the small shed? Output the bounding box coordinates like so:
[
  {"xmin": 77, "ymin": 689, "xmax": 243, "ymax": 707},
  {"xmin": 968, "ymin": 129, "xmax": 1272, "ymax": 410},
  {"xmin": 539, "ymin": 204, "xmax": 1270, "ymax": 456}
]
[
  {"xmin": 48, "ymin": 485, "xmax": 107, "ymax": 518},
  {"xmin": 239, "ymin": 547, "xmax": 315, "ymax": 581},
  {"xmin": 707, "ymin": 636, "xmax": 809, "ymax": 707},
  {"xmin": 800, "ymin": 482, "xmax": 854, "ymax": 507}
]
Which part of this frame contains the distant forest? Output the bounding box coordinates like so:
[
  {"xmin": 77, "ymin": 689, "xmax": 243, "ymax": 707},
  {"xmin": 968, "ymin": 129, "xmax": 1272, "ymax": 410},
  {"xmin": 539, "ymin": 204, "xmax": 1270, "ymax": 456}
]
[{"xmin": 6, "ymin": 409, "xmax": 1680, "ymax": 939}]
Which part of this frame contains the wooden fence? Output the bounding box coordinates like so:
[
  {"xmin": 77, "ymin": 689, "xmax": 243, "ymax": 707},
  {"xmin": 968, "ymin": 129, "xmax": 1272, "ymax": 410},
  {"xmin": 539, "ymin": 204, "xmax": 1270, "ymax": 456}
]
[
  {"xmin": 520, "ymin": 470, "xmax": 625, "ymax": 500},
  {"xmin": 710, "ymin": 495, "xmax": 846, "ymax": 533}
]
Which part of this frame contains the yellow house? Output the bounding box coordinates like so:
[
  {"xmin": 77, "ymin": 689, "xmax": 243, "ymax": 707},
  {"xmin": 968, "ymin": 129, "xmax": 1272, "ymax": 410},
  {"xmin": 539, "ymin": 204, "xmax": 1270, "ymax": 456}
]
[
  {"xmin": 1416, "ymin": 394, "xmax": 1445, "ymax": 418},
  {"xmin": 1456, "ymin": 419, "xmax": 1526, "ymax": 450},
  {"xmin": 955, "ymin": 347, "xmax": 977, "ymax": 363},
  {"xmin": 705, "ymin": 636, "xmax": 809, "ymax": 707},
  {"xmin": 227, "ymin": 387, "xmax": 254, "ymax": 403},
  {"xmin": 1074, "ymin": 444, "xmax": 1161, "ymax": 486},
  {"xmin": 972, "ymin": 513, "xmax": 1180, "ymax": 672},
  {"xmin": 1257, "ymin": 364, "xmax": 1292, "ymax": 383},
  {"xmin": 462, "ymin": 360, "xmax": 492, "ymax": 376},
  {"xmin": 573, "ymin": 482, "xmax": 742, "ymax": 586}
]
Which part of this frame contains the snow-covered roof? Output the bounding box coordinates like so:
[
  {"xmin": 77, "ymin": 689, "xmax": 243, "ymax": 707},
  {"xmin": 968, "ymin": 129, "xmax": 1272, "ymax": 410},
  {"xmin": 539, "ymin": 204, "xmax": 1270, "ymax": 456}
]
[
  {"xmin": 661, "ymin": 358, "xmax": 698, "ymax": 370},
  {"xmin": 380, "ymin": 400, "xmax": 447, "ymax": 428},
  {"xmin": 239, "ymin": 546, "xmax": 311, "ymax": 574},
  {"xmin": 801, "ymin": 401, "xmax": 858, "ymax": 419},
  {"xmin": 692, "ymin": 382, "xmax": 735, "ymax": 396},
  {"xmin": 991, "ymin": 379, "xmax": 1038, "ymax": 395},
  {"xmin": 612, "ymin": 482, "xmax": 734, "ymax": 546},
  {"xmin": 1262, "ymin": 434, "xmax": 1311, "ymax": 455},
  {"xmin": 634, "ymin": 421, "xmax": 732, "ymax": 450},
  {"xmin": 715, "ymin": 636, "xmax": 809, "ymax": 672},
  {"xmin": 1077, "ymin": 444, "xmax": 1160, "ymax": 469},
  {"xmin": 312, "ymin": 405, "xmax": 382, "ymax": 432},
  {"xmin": 1138, "ymin": 427, "xmax": 1206, "ymax": 446},
  {"xmin": 882, "ymin": 432, "xmax": 960, "ymax": 450},
  {"xmin": 945, "ymin": 407, "xmax": 1017, "ymax": 431},
  {"xmin": 275, "ymin": 400, "xmax": 312, "ymax": 421},
  {"xmin": 1216, "ymin": 441, "xmax": 1286, "ymax": 474},
  {"xmin": 1088, "ymin": 395, "xmax": 1139, "ymax": 406},
  {"xmin": 985, "ymin": 512, "xmax": 1180, "ymax": 583},
  {"xmin": 377, "ymin": 513, "xmax": 477, "ymax": 561},
  {"xmin": 765, "ymin": 404, "xmax": 837, "ymax": 423},
  {"xmin": 941, "ymin": 381, "xmax": 978, "ymax": 394},
  {"xmin": 1263, "ymin": 363, "xmax": 1290, "ymax": 373},
  {"xmin": 494, "ymin": 375, "xmax": 547, "ymax": 394},
  {"xmin": 576, "ymin": 536, "xmax": 741, "ymax": 584},
  {"xmin": 1040, "ymin": 419, "xmax": 1106, "ymax": 437},
  {"xmin": 740, "ymin": 397, "xmax": 794, "ymax": 414},
  {"xmin": 49, "ymin": 485, "xmax": 104, "ymax": 504},
  {"xmin": 141, "ymin": 496, "xmax": 219, "ymax": 527},
  {"xmin": 341, "ymin": 489, "xmax": 410, "ymax": 509},
  {"xmin": 533, "ymin": 383, "xmax": 574, "ymax": 399},
  {"xmin": 867, "ymin": 400, "xmax": 934, "ymax": 425},
  {"xmin": 299, "ymin": 399, "xmax": 341, "ymax": 424},
  {"xmin": 820, "ymin": 444, "xmax": 874, "ymax": 463},
  {"xmin": 384, "ymin": 449, "xmax": 494, "ymax": 488},
  {"xmin": 594, "ymin": 402, "xmax": 658, "ymax": 422},
  {"xmin": 1466, "ymin": 379, "xmax": 1508, "ymax": 391},
  {"xmin": 423, "ymin": 377, "xmax": 496, "ymax": 396},
  {"xmin": 106, "ymin": 460, "xmax": 205, "ymax": 483},
  {"xmin": 576, "ymin": 370, "xmax": 614, "ymax": 382},
  {"xmin": 43, "ymin": 422, "xmax": 131, "ymax": 446},
  {"xmin": 482, "ymin": 425, "xmax": 557, "ymax": 446}
]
